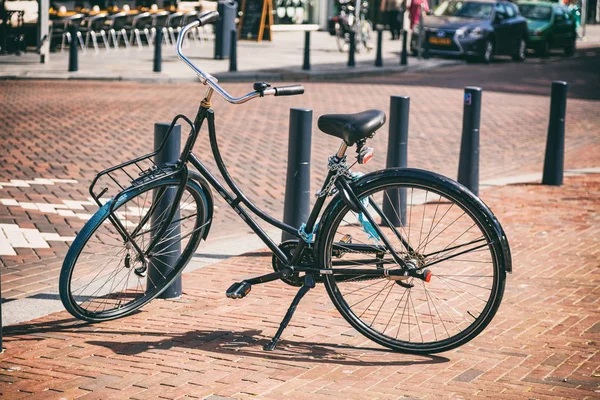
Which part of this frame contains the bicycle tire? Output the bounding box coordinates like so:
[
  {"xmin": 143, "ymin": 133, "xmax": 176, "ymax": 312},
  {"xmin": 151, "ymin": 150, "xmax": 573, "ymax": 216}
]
[
  {"xmin": 317, "ymin": 169, "xmax": 507, "ymax": 354},
  {"xmin": 59, "ymin": 174, "xmax": 212, "ymax": 322}
]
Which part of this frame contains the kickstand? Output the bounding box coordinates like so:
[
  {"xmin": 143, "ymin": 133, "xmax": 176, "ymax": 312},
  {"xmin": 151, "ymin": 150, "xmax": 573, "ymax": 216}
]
[{"xmin": 263, "ymin": 273, "xmax": 315, "ymax": 351}]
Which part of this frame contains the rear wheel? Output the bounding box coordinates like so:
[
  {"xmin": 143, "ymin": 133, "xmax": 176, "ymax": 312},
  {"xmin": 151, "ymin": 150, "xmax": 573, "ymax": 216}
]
[
  {"xmin": 512, "ymin": 38, "xmax": 526, "ymax": 61},
  {"xmin": 318, "ymin": 170, "xmax": 507, "ymax": 354},
  {"xmin": 59, "ymin": 175, "xmax": 211, "ymax": 322}
]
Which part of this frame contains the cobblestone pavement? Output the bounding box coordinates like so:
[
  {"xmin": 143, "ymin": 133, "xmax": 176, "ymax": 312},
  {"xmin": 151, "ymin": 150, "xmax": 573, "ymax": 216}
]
[
  {"xmin": 0, "ymin": 46, "xmax": 599, "ymax": 303},
  {"xmin": 1, "ymin": 172, "xmax": 599, "ymax": 399}
]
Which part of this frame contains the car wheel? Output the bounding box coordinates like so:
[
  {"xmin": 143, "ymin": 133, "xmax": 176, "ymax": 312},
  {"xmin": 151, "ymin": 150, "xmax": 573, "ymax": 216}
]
[
  {"xmin": 512, "ymin": 38, "xmax": 526, "ymax": 61},
  {"xmin": 536, "ymin": 39, "xmax": 550, "ymax": 57},
  {"xmin": 481, "ymin": 40, "xmax": 494, "ymax": 64},
  {"xmin": 564, "ymin": 38, "xmax": 576, "ymax": 56}
]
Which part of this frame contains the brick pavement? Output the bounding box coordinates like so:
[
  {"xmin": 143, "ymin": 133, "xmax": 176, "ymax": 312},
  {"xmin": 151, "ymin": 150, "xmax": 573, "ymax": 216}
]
[{"xmin": 0, "ymin": 172, "xmax": 599, "ymax": 399}]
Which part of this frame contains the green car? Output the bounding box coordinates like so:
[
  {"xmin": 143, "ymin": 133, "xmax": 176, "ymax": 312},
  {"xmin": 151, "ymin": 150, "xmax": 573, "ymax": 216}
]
[{"xmin": 518, "ymin": 1, "xmax": 577, "ymax": 56}]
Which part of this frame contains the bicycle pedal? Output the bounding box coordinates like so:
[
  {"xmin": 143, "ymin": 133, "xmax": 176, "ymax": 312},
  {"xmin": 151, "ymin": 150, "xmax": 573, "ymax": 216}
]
[{"xmin": 226, "ymin": 281, "xmax": 251, "ymax": 299}]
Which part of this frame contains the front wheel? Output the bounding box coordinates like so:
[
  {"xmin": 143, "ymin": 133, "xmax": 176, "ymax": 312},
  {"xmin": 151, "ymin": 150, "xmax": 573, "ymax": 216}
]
[
  {"xmin": 317, "ymin": 169, "xmax": 507, "ymax": 354},
  {"xmin": 59, "ymin": 174, "xmax": 212, "ymax": 322},
  {"xmin": 481, "ymin": 39, "xmax": 494, "ymax": 64}
]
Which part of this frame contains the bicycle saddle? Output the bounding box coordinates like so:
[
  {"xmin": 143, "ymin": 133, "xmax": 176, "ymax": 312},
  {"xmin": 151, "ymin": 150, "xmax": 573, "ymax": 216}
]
[{"xmin": 318, "ymin": 109, "xmax": 386, "ymax": 146}]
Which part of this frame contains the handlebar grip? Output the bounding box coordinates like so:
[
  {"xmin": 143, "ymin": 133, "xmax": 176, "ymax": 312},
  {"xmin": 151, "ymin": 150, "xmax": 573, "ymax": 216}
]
[
  {"xmin": 197, "ymin": 11, "xmax": 219, "ymax": 26},
  {"xmin": 274, "ymin": 85, "xmax": 305, "ymax": 96}
]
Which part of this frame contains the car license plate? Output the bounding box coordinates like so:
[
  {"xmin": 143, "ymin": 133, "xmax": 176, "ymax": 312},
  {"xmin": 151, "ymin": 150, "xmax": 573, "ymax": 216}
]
[{"xmin": 429, "ymin": 37, "xmax": 451, "ymax": 46}]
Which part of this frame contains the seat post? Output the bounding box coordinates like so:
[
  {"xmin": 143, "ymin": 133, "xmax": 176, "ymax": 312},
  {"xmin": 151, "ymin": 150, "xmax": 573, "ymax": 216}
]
[{"xmin": 336, "ymin": 143, "xmax": 348, "ymax": 158}]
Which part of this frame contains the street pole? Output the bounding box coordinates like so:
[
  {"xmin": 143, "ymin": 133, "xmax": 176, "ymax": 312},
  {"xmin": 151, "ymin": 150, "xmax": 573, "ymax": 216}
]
[
  {"xmin": 153, "ymin": 28, "xmax": 162, "ymax": 72},
  {"xmin": 375, "ymin": 28, "xmax": 383, "ymax": 67},
  {"xmin": 383, "ymin": 96, "xmax": 410, "ymax": 226},
  {"xmin": 457, "ymin": 87, "xmax": 482, "ymax": 195},
  {"xmin": 229, "ymin": 29, "xmax": 237, "ymax": 72},
  {"xmin": 68, "ymin": 23, "xmax": 78, "ymax": 72},
  {"xmin": 542, "ymin": 81, "xmax": 568, "ymax": 186},
  {"xmin": 282, "ymin": 109, "xmax": 312, "ymax": 242},
  {"xmin": 149, "ymin": 123, "xmax": 182, "ymax": 298},
  {"xmin": 303, "ymin": 31, "xmax": 310, "ymax": 71}
]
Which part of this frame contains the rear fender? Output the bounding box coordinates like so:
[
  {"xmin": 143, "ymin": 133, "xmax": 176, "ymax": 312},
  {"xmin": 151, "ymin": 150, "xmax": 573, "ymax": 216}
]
[{"xmin": 315, "ymin": 168, "xmax": 512, "ymax": 273}]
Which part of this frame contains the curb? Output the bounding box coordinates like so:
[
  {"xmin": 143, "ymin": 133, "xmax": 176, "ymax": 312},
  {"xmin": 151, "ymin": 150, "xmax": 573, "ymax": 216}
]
[{"xmin": 0, "ymin": 58, "xmax": 464, "ymax": 83}]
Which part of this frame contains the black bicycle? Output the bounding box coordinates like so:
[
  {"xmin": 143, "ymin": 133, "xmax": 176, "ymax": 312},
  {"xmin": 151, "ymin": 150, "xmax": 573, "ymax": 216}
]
[{"xmin": 59, "ymin": 11, "xmax": 512, "ymax": 354}]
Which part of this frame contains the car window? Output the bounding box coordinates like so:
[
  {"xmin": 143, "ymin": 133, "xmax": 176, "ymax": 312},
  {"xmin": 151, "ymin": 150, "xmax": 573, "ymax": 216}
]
[
  {"xmin": 505, "ymin": 3, "xmax": 515, "ymax": 17},
  {"xmin": 434, "ymin": 1, "xmax": 494, "ymax": 19},
  {"xmin": 518, "ymin": 4, "xmax": 552, "ymax": 21},
  {"xmin": 494, "ymin": 3, "xmax": 508, "ymax": 19}
]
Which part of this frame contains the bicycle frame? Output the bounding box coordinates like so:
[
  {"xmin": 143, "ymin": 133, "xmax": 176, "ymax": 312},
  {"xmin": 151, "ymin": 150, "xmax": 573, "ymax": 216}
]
[{"xmin": 182, "ymin": 93, "xmax": 337, "ymax": 269}]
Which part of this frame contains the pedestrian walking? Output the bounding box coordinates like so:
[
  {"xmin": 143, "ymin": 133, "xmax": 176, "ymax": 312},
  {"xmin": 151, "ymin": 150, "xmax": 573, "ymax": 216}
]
[
  {"xmin": 381, "ymin": 0, "xmax": 405, "ymax": 40},
  {"xmin": 409, "ymin": 0, "xmax": 429, "ymax": 30}
]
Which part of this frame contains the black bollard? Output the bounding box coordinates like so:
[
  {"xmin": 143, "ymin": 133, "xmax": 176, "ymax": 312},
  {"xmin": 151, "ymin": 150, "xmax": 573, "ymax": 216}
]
[
  {"xmin": 375, "ymin": 28, "xmax": 383, "ymax": 67},
  {"xmin": 153, "ymin": 28, "xmax": 162, "ymax": 73},
  {"xmin": 68, "ymin": 23, "xmax": 78, "ymax": 72},
  {"xmin": 457, "ymin": 87, "xmax": 482, "ymax": 195},
  {"xmin": 542, "ymin": 81, "xmax": 568, "ymax": 186},
  {"xmin": 149, "ymin": 123, "xmax": 182, "ymax": 298},
  {"xmin": 401, "ymin": 30, "xmax": 408, "ymax": 65},
  {"xmin": 282, "ymin": 108, "xmax": 312, "ymax": 242},
  {"xmin": 229, "ymin": 29, "xmax": 237, "ymax": 72},
  {"xmin": 383, "ymin": 96, "xmax": 410, "ymax": 226},
  {"xmin": 302, "ymin": 31, "xmax": 310, "ymax": 71},
  {"xmin": 348, "ymin": 31, "xmax": 356, "ymax": 67}
]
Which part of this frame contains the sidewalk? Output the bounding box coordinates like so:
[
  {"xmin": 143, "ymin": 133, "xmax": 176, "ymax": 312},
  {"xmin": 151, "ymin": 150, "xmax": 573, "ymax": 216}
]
[
  {"xmin": 0, "ymin": 30, "xmax": 460, "ymax": 82},
  {"xmin": 1, "ymin": 172, "xmax": 599, "ymax": 399}
]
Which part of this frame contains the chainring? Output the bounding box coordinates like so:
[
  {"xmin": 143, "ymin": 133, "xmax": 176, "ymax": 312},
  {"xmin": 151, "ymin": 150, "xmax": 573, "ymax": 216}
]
[{"xmin": 272, "ymin": 240, "xmax": 317, "ymax": 287}]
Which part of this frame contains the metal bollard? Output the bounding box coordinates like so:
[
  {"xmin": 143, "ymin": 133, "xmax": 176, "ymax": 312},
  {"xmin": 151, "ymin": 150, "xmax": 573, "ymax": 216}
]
[
  {"xmin": 375, "ymin": 28, "xmax": 383, "ymax": 67},
  {"xmin": 383, "ymin": 96, "xmax": 410, "ymax": 226},
  {"xmin": 302, "ymin": 31, "xmax": 310, "ymax": 71},
  {"xmin": 68, "ymin": 23, "xmax": 78, "ymax": 72},
  {"xmin": 457, "ymin": 87, "xmax": 482, "ymax": 195},
  {"xmin": 282, "ymin": 108, "xmax": 312, "ymax": 242},
  {"xmin": 542, "ymin": 81, "xmax": 568, "ymax": 186},
  {"xmin": 148, "ymin": 123, "xmax": 182, "ymax": 299},
  {"xmin": 229, "ymin": 29, "xmax": 237, "ymax": 72},
  {"xmin": 401, "ymin": 30, "xmax": 408, "ymax": 65},
  {"xmin": 153, "ymin": 28, "xmax": 162, "ymax": 73},
  {"xmin": 348, "ymin": 31, "xmax": 356, "ymax": 67}
]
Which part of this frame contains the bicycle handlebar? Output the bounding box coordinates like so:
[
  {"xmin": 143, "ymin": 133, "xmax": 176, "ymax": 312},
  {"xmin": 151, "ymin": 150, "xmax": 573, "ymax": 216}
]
[{"xmin": 176, "ymin": 11, "xmax": 304, "ymax": 105}]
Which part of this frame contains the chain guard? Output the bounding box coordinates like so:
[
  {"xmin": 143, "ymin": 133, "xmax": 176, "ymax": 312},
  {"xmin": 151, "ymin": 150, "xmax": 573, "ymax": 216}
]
[{"xmin": 272, "ymin": 239, "xmax": 406, "ymax": 286}]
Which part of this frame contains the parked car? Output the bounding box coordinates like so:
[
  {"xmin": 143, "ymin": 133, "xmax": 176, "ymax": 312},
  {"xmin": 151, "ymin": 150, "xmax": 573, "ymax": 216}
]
[
  {"xmin": 517, "ymin": 1, "xmax": 577, "ymax": 56},
  {"xmin": 410, "ymin": 0, "xmax": 528, "ymax": 63}
]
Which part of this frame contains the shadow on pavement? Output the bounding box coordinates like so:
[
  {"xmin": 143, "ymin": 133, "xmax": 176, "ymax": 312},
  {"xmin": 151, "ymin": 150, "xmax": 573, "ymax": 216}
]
[
  {"xmin": 4, "ymin": 319, "xmax": 450, "ymax": 366},
  {"xmin": 339, "ymin": 46, "xmax": 600, "ymax": 101},
  {"xmin": 85, "ymin": 328, "xmax": 451, "ymax": 367}
]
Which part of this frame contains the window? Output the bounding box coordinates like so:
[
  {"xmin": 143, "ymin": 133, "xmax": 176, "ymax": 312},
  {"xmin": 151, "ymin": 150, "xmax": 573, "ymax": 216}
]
[
  {"xmin": 505, "ymin": 3, "xmax": 515, "ymax": 18},
  {"xmin": 494, "ymin": 3, "xmax": 508, "ymax": 20},
  {"xmin": 518, "ymin": 4, "xmax": 552, "ymax": 21},
  {"xmin": 434, "ymin": 1, "xmax": 494, "ymax": 19}
]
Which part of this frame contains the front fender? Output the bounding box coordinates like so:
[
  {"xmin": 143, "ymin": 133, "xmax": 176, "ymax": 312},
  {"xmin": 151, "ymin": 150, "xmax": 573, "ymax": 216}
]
[{"xmin": 188, "ymin": 170, "xmax": 214, "ymax": 240}]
